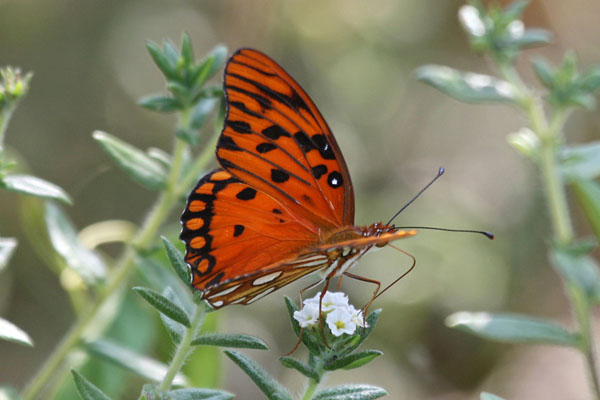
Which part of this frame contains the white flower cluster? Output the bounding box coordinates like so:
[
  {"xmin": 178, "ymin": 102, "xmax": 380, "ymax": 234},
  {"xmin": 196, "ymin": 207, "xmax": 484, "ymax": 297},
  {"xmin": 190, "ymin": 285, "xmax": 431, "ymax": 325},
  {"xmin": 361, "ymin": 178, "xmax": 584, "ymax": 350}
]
[{"xmin": 293, "ymin": 292, "xmax": 367, "ymax": 337}]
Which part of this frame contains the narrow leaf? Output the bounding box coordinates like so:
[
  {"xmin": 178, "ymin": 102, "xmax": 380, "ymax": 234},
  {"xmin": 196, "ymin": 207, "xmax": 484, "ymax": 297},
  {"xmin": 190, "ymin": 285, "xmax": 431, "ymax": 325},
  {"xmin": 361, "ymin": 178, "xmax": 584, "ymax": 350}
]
[
  {"xmin": 416, "ymin": 65, "xmax": 517, "ymax": 104},
  {"xmin": 512, "ymin": 29, "xmax": 553, "ymax": 48},
  {"xmin": 85, "ymin": 339, "xmax": 188, "ymax": 385},
  {"xmin": 139, "ymin": 94, "xmax": 181, "ymax": 112},
  {"xmin": 71, "ymin": 370, "xmax": 112, "ymax": 400},
  {"xmin": 163, "ymin": 41, "xmax": 181, "ymax": 71},
  {"xmin": 45, "ymin": 203, "xmax": 107, "ymax": 284},
  {"xmin": 446, "ymin": 312, "xmax": 578, "ymax": 347},
  {"xmin": 1, "ymin": 174, "xmax": 71, "ymax": 204},
  {"xmin": 167, "ymin": 388, "xmax": 235, "ymax": 400},
  {"xmin": 532, "ymin": 56, "xmax": 555, "ymax": 87},
  {"xmin": 0, "ymin": 317, "xmax": 33, "ymax": 346},
  {"xmin": 323, "ymin": 349, "xmax": 382, "ymax": 371},
  {"xmin": 93, "ymin": 130, "xmax": 167, "ymax": 191},
  {"xmin": 551, "ymin": 245, "xmax": 600, "ymax": 299},
  {"xmin": 133, "ymin": 287, "xmax": 191, "ymax": 327},
  {"xmin": 313, "ymin": 384, "xmax": 388, "ymax": 400},
  {"xmin": 190, "ymin": 98, "xmax": 218, "ymax": 130},
  {"xmin": 344, "ymin": 309, "xmax": 381, "ymax": 354},
  {"xmin": 0, "ymin": 237, "xmax": 17, "ymax": 271},
  {"xmin": 279, "ymin": 356, "xmax": 319, "ymax": 380},
  {"xmin": 224, "ymin": 350, "xmax": 291, "ymax": 400},
  {"xmin": 481, "ymin": 392, "xmax": 506, "ymax": 400},
  {"xmin": 146, "ymin": 41, "xmax": 177, "ymax": 80},
  {"xmin": 193, "ymin": 45, "xmax": 228, "ymax": 87},
  {"xmin": 572, "ymin": 179, "xmax": 600, "ymax": 242},
  {"xmin": 192, "ymin": 333, "xmax": 268, "ymax": 350},
  {"xmin": 561, "ymin": 141, "xmax": 600, "ymax": 181},
  {"xmin": 180, "ymin": 33, "xmax": 194, "ymax": 65},
  {"xmin": 160, "ymin": 287, "xmax": 187, "ymax": 344},
  {"xmin": 161, "ymin": 236, "xmax": 192, "ymax": 285}
]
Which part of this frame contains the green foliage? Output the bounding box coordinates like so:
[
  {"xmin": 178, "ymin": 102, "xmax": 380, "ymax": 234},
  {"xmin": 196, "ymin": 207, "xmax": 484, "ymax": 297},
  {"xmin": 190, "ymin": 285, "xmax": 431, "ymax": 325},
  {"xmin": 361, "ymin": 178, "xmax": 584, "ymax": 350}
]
[
  {"xmin": 446, "ymin": 312, "xmax": 578, "ymax": 347},
  {"xmin": 224, "ymin": 350, "xmax": 292, "ymax": 400},
  {"xmin": 0, "ymin": 174, "xmax": 72, "ymax": 203},
  {"xmin": 421, "ymin": 0, "xmax": 600, "ymax": 397},
  {"xmin": 161, "ymin": 237, "xmax": 192, "ymax": 286},
  {"xmin": 71, "ymin": 370, "xmax": 112, "ymax": 400},
  {"xmin": 312, "ymin": 385, "xmax": 388, "ymax": 400},
  {"xmin": 191, "ymin": 333, "xmax": 268, "ymax": 350},
  {"xmin": 0, "ymin": 67, "xmax": 32, "ymax": 112}
]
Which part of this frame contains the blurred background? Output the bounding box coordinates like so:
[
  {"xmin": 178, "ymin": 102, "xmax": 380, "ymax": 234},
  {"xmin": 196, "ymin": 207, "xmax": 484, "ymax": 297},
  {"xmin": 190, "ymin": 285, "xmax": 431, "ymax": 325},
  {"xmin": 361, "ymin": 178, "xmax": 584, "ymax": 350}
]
[{"xmin": 1, "ymin": 0, "xmax": 599, "ymax": 399}]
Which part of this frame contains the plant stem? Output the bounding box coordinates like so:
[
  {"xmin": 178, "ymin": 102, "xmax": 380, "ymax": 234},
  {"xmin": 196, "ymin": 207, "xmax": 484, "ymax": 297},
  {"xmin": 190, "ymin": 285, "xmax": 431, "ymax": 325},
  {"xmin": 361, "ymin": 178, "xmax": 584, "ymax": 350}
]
[
  {"xmin": 0, "ymin": 105, "xmax": 15, "ymax": 152},
  {"xmin": 301, "ymin": 378, "xmax": 319, "ymax": 400},
  {"xmin": 158, "ymin": 302, "xmax": 207, "ymax": 391},
  {"xmin": 501, "ymin": 64, "xmax": 599, "ymax": 399},
  {"xmin": 21, "ymin": 114, "xmax": 219, "ymax": 400}
]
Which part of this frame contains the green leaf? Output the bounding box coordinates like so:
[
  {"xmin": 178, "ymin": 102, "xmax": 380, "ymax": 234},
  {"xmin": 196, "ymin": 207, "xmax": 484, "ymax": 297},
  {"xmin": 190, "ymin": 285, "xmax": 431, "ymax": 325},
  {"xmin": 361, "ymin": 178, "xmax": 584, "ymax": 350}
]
[
  {"xmin": 416, "ymin": 65, "xmax": 516, "ymax": 104},
  {"xmin": 572, "ymin": 179, "xmax": 600, "ymax": 242},
  {"xmin": 0, "ymin": 174, "xmax": 71, "ymax": 204},
  {"xmin": 532, "ymin": 56, "xmax": 555, "ymax": 87},
  {"xmin": 147, "ymin": 147, "xmax": 172, "ymax": 169},
  {"xmin": 580, "ymin": 68, "xmax": 600, "ymax": 92},
  {"xmin": 139, "ymin": 95, "xmax": 181, "ymax": 112},
  {"xmin": 161, "ymin": 236, "xmax": 192, "ymax": 286},
  {"xmin": 0, "ymin": 237, "xmax": 17, "ymax": 271},
  {"xmin": 71, "ymin": 370, "xmax": 112, "ymax": 400},
  {"xmin": 324, "ymin": 349, "xmax": 382, "ymax": 371},
  {"xmin": 279, "ymin": 356, "xmax": 320, "ymax": 380},
  {"xmin": 480, "ymin": 392, "xmax": 506, "ymax": 400},
  {"xmin": 551, "ymin": 245, "xmax": 600, "ymax": 300},
  {"xmin": 167, "ymin": 388, "xmax": 235, "ymax": 400},
  {"xmin": 146, "ymin": 41, "xmax": 177, "ymax": 80},
  {"xmin": 224, "ymin": 350, "xmax": 291, "ymax": 400},
  {"xmin": 133, "ymin": 287, "xmax": 191, "ymax": 327},
  {"xmin": 192, "ymin": 333, "xmax": 268, "ymax": 350},
  {"xmin": 193, "ymin": 45, "xmax": 228, "ymax": 87},
  {"xmin": 85, "ymin": 339, "xmax": 188, "ymax": 385},
  {"xmin": 561, "ymin": 141, "xmax": 600, "ymax": 181},
  {"xmin": 313, "ymin": 384, "xmax": 388, "ymax": 400},
  {"xmin": 446, "ymin": 312, "xmax": 578, "ymax": 347},
  {"xmin": 180, "ymin": 33, "xmax": 194, "ymax": 66},
  {"xmin": 93, "ymin": 130, "xmax": 167, "ymax": 191},
  {"xmin": 502, "ymin": 0, "xmax": 529, "ymax": 20},
  {"xmin": 284, "ymin": 296, "xmax": 321, "ymax": 354},
  {"xmin": 163, "ymin": 41, "xmax": 181, "ymax": 72},
  {"xmin": 511, "ymin": 28, "xmax": 552, "ymax": 48},
  {"xmin": 45, "ymin": 202, "xmax": 107, "ymax": 284},
  {"xmin": 190, "ymin": 98, "xmax": 219, "ymax": 130},
  {"xmin": 0, "ymin": 317, "xmax": 33, "ymax": 346},
  {"xmin": 160, "ymin": 287, "xmax": 187, "ymax": 344}
]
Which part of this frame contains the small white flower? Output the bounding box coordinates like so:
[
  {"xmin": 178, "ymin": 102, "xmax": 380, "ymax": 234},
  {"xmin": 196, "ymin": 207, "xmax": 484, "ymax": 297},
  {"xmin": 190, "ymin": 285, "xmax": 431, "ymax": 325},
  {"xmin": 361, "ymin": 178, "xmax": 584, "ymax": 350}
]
[
  {"xmin": 458, "ymin": 5, "xmax": 486, "ymax": 37},
  {"xmin": 303, "ymin": 291, "xmax": 349, "ymax": 312},
  {"xmin": 326, "ymin": 307, "xmax": 356, "ymax": 336},
  {"xmin": 347, "ymin": 305, "xmax": 368, "ymax": 328},
  {"xmin": 293, "ymin": 303, "xmax": 320, "ymax": 328},
  {"xmin": 507, "ymin": 20, "xmax": 524, "ymax": 39}
]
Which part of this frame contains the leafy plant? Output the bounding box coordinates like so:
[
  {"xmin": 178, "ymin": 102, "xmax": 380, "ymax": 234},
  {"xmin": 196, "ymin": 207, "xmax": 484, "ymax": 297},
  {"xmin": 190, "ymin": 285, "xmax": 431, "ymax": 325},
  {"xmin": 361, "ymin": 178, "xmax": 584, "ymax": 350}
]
[{"xmin": 417, "ymin": 1, "xmax": 600, "ymax": 398}]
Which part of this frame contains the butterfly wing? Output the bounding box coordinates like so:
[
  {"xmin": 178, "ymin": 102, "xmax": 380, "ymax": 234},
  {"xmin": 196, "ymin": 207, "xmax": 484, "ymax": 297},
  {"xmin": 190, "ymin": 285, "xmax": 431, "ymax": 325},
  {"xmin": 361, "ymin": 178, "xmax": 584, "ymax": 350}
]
[{"xmin": 217, "ymin": 48, "xmax": 355, "ymax": 228}]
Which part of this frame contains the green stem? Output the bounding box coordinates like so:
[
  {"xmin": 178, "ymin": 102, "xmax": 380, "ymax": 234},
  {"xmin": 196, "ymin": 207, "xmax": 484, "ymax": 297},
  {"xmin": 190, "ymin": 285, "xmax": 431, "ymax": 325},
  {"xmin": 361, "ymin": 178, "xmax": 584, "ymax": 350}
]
[
  {"xmin": 0, "ymin": 105, "xmax": 15, "ymax": 152},
  {"xmin": 301, "ymin": 378, "xmax": 319, "ymax": 400},
  {"xmin": 501, "ymin": 64, "xmax": 599, "ymax": 399},
  {"xmin": 158, "ymin": 302, "xmax": 207, "ymax": 392},
  {"xmin": 21, "ymin": 109, "xmax": 220, "ymax": 400}
]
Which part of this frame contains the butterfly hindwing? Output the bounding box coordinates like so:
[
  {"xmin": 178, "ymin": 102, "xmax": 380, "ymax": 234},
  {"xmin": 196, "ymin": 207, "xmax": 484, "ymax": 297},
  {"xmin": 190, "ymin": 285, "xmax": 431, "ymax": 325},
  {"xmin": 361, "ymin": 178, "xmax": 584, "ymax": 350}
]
[{"xmin": 217, "ymin": 48, "xmax": 355, "ymax": 228}]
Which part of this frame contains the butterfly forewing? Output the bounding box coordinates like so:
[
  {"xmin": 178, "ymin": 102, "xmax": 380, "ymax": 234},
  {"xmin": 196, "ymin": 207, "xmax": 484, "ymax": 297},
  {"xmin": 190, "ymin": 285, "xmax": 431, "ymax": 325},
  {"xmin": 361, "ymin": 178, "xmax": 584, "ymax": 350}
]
[{"xmin": 218, "ymin": 48, "xmax": 355, "ymax": 228}]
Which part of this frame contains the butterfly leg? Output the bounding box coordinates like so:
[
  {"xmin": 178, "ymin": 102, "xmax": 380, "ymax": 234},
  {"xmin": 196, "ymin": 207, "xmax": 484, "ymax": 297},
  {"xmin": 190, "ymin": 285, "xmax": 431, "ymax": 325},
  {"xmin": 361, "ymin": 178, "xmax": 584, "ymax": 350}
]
[
  {"xmin": 341, "ymin": 272, "xmax": 381, "ymax": 331},
  {"xmin": 285, "ymin": 278, "xmax": 326, "ymax": 355}
]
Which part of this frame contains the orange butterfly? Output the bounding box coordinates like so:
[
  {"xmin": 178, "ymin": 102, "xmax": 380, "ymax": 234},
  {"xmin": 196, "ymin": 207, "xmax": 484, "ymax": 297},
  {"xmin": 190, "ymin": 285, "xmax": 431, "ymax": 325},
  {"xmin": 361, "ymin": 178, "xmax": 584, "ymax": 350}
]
[{"xmin": 180, "ymin": 48, "xmax": 417, "ymax": 309}]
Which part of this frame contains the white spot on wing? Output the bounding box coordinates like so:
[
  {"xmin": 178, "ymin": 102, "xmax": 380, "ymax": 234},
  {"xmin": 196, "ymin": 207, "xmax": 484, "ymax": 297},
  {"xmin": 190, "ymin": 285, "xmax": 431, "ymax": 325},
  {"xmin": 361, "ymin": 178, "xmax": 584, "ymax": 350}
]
[
  {"xmin": 253, "ymin": 271, "xmax": 283, "ymax": 286},
  {"xmin": 212, "ymin": 300, "xmax": 224, "ymax": 307},
  {"xmin": 208, "ymin": 284, "xmax": 241, "ymax": 299}
]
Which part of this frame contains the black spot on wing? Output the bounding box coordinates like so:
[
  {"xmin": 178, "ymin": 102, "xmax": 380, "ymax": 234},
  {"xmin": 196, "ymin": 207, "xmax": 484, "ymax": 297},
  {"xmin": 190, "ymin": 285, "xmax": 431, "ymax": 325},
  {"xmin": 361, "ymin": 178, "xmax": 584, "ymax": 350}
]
[
  {"xmin": 233, "ymin": 224, "xmax": 245, "ymax": 237},
  {"xmin": 294, "ymin": 131, "xmax": 315, "ymax": 152},
  {"xmin": 226, "ymin": 120, "xmax": 252, "ymax": 134},
  {"xmin": 312, "ymin": 134, "xmax": 335, "ymax": 160},
  {"xmin": 312, "ymin": 164, "xmax": 328, "ymax": 179},
  {"xmin": 236, "ymin": 187, "xmax": 257, "ymax": 200},
  {"xmin": 327, "ymin": 171, "xmax": 343, "ymax": 188},
  {"xmin": 271, "ymin": 169, "xmax": 290, "ymax": 183},
  {"xmin": 218, "ymin": 135, "xmax": 242, "ymax": 151},
  {"xmin": 262, "ymin": 125, "xmax": 290, "ymax": 140},
  {"xmin": 226, "ymin": 84, "xmax": 272, "ymax": 110},
  {"xmin": 272, "ymin": 208, "xmax": 282, "ymax": 214},
  {"xmin": 256, "ymin": 142, "xmax": 277, "ymax": 153}
]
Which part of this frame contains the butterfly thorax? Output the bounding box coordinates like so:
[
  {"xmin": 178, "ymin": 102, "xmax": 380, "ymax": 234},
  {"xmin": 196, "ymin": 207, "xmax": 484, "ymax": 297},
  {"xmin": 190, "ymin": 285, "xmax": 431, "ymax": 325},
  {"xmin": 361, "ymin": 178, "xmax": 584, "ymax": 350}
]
[{"xmin": 320, "ymin": 222, "xmax": 398, "ymax": 248}]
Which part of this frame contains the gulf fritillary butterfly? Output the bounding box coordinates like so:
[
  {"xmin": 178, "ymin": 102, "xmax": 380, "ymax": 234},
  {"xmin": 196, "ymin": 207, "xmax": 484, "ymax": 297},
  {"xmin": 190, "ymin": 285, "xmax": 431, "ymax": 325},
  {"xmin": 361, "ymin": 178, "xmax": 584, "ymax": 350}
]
[{"xmin": 180, "ymin": 48, "xmax": 417, "ymax": 309}]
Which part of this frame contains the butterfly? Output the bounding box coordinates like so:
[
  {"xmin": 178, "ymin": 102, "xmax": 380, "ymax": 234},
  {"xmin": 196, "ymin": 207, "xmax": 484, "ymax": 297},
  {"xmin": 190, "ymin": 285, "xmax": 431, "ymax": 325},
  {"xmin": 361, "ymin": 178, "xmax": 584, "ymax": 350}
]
[{"xmin": 180, "ymin": 48, "xmax": 418, "ymax": 309}]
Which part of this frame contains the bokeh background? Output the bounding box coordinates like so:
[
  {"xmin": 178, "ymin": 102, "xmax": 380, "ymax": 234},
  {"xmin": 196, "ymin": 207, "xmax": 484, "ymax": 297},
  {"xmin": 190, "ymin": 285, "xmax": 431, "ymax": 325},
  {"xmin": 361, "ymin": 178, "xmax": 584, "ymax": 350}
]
[{"xmin": 1, "ymin": 0, "xmax": 599, "ymax": 399}]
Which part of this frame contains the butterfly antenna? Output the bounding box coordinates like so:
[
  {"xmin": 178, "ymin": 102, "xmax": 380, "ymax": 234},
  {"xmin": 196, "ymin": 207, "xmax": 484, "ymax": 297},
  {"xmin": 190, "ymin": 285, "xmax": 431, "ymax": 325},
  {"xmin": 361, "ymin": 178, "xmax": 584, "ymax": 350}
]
[
  {"xmin": 394, "ymin": 226, "xmax": 494, "ymax": 240},
  {"xmin": 386, "ymin": 167, "xmax": 445, "ymax": 225}
]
